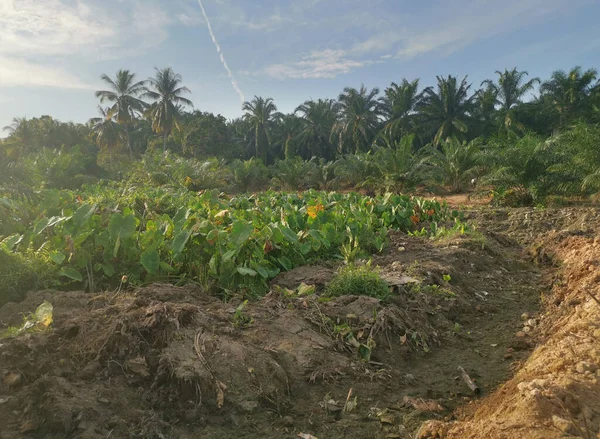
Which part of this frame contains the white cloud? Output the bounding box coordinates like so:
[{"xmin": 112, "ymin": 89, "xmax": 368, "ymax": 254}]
[
  {"xmin": 0, "ymin": 0, "xmax": 173, "ymax": 89},
  {"xmin": 265, "ymin": 49, "xmax": 371, "ymax": 79},
  {"xmin": 0, "ymin": 56, "xmax": 94, "ymax": 89}
]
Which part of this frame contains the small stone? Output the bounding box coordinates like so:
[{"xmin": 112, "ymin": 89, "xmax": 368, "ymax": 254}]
[
  {"xmin": 282, "ymin": 415, "xmax": 294, "ymax": 427},
  {"xmin": 184, "ymin": 408, "xmax": 199, "ymax": 422},
  {"xmin": 576, "ymin": 361, "xmax": 597, "ymax": 374},
  {"xmin": 552, "ymin": 415, "xmax": 578, "ymax": 436},
  {"xmin": 404, "ymin": 374, "xmax": 416, "ymax": 383},
  {"xmin": 504, "ymin": 353, "xmax": 513, "ymax": 360},
  {"xmin": 530, "ymin": 389, "xmax": 541, "ymax": 397},
  {"xmin": 515, "ymin": 331, "xmax": 526, "ymax": 338},
  {"xmin": 2, "ymin": 372, "xmax": 22, "ymax": 388},
  {"xmin": 521, "ymin": 313, "xmax": 530, "ymax": 321},
  {"xmin": 506, "ymin": 348, "xmax": 515, "ymax": 353},
  {"xmin": 77, "ymin": 361, "xmax": 101, "ymax": 380},
  {"xmin": 97, "ymin": 398, "xmax": 110, "ymax": 405},
  {"xmin": 19, "ymin": 421, "xmax": 38, "ymax": 433},
  {"xmin": 397, "ymin": 247, "xmax": 406, "ymax": 252},
  {"xmin": 522, "ymin": 326, "xmax": 532, "ymax": 333},
  {"xmin": 526, "ymin": 319, "xmax": 537, "ymax": 327},
  {"xmin": 239, "ymin": 400, "xmax": 259, "ymax": 413}
]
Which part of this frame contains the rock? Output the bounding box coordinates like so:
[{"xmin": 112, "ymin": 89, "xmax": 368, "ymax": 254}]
[
  {"xmin": 2, "ymin": 372, "xmax": 22, "ymax": 388},
  {"xmin": 515, "ymin": 331, "xmax": 526, "ymax": 338},
  {"xmin": 97, "ymin": 397, "xmax": 110, "ymax": 405},
  {"xmin": 19, "ymin": 421, "xmax": 38, "ymax": 433},
  {"xmin": 521, "ymin": 312, "xmax": 530, "ymax": 320},
  {"xmin": 184, "ymin": 408, "xmax": 199, "ymax": 422},
  {"xmin": 239, "ymin": 400, "xmax": 259, "ymax": 413},
  {"xmin": 285, "ymin": 321, "xmax": 303, "ymax": 335},
  {"xmin": 77, "ymin": 361, "xmax": 101, "ymax": 380},
  {"xmin": 126, "ymin": 357, "xmax": 150, "ymax": 377},
  {"xmin": 523, "ymin": 326, "xmax": 532, "ymax": 333},
  {"xmin": 575, "ymin": 361, "xmax": 597, "ymax": 374},
  {"xmin": 552, "ymin": 415, "xmax": 578, "ymax": 436},
  {"xmin": 529, "ymin": 388, "xmax": 541, "ymax": 397},
  {"xmin": 404, "ymin": 373, "xmax": 416, "ymax": 383},
  {"xmin": 526, "ymin": 319, "xmax": 537, "ymax": 327},
  {"xmin": 281, "ymin": 415, "xmax": 294, "ymax": 427},
  {"xmin": 504, "ymin": 353, "xmax": 513, "ymax": 360}
]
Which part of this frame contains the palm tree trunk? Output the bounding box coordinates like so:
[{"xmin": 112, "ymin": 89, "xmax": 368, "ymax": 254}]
[
  {"xmin": 126, "ymin": 126, "xmax": 133, "ymax": 158},
  {"xmin": 163, "ymin": 132, "xmax": 167, "ymax": 152}
]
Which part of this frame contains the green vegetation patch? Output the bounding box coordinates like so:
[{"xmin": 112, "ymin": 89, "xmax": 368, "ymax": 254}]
[{"xmin": 325, "ymin": 264, "xmax": 390, "ymax": 300}]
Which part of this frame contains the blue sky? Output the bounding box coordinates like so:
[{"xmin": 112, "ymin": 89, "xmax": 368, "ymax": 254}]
[{"xmin": 1, "ymin": 0, "xmax": 599, "ymax": 132}]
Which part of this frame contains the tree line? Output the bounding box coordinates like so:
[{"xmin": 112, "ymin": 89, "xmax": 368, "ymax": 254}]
[{"xmin": 2, "ymin": 65, "xmax": 600, "ymax": 204}]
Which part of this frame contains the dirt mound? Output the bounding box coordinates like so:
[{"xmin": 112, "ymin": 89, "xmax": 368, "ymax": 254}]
[
  {"xmin": 416, "ymin": 209, "xmax": 600, "ymax": 439},
  {"xmin": 0, "ymin": 228, "xmax": 542, "ymax": 438}
]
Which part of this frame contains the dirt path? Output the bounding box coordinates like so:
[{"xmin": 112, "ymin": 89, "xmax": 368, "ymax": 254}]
[{"xmin": 0, "ymin": 211, "xmax": 569, "ymax": 439}]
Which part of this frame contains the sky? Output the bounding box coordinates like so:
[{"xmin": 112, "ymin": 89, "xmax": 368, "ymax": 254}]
[{"xmin": 1, "ymin": 0, "xmax": 599, "ymax": 132}]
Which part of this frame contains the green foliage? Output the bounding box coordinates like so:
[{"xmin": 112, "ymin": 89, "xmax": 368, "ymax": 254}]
[
  {"xmin": 0, "ymin": 249, "xmax": 55, "ymax": 306},
  {"xmin": 1, "ymin": 186, "xmax": 454, "ymax": 298},
  {"xmin": 419, "ymin": 137, "xmax": 482, "ymax": 192},
  {"xmin": 325, "ymin": 264, "xmax": 390, "ymax": 300}
]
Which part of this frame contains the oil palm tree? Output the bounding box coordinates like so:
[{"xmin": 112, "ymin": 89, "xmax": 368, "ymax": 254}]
[
  {"xmin": 472, "ymin": 83, "xmax": 499, "ymax": 138},
  {"xmin": 143, "ymin": 67, "xmax": 193, "ymax": 152},
  {"xmin": 333, "ymin": 85, "xmax": 382, "ymax": 154},
  {"xmin": 417, "ymin": 75, "xmax": 476, "ymax": 146},
  {"xmin": 540, "ymin": 66, "xmax": 599, "ymax": 128},
  {"xmin": 272, "ymin": 113, "xmax": 303, "ymax": 160},
  {"xmin": 482, "ymin": 68, "xmax": 540, "ymax": 133},
  {"xmin": 242, "ymin": 96, "xmax": 278, "ymax": 164},
  {"xmin": 88, "ymin": 106, "xmax": 121, "ymax": 153},
  {"xmin": 95, "ymin": 69, "xmax": 147, "ymax": 157},
  {"xmin": 420, "ymin": 137, "xmax": 482, "ymax": 192},
  {"xmin": 295, "ymin": 99, "xmax": 340, "ymax": 160},
  {"xmin": 380, "ymin": 79, "xmax": 421, "ymax": 137}
]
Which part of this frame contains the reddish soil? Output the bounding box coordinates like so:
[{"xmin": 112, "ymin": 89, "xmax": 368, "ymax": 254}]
[{"xmin": 0, "ymin": 207, "xmax": 598, "ymax": 439}]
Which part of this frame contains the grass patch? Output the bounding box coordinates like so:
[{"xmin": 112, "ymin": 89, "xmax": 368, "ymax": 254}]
[{"xmin": 325, "ymin": 263, "xmax": 390, "ymax": 300}]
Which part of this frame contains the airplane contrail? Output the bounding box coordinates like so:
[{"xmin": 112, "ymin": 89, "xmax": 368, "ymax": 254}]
[{"xmin": 196, "ymin": 0, "xmax": 245, "ymax": 104}]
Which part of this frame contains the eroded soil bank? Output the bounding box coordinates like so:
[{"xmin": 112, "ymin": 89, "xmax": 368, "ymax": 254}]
[
  {"xmin": 0, "ymin": 208, "xmax": 597, "ymax": 439},
  {"xmin": 417, "ymin": 208, "xmax": 600, "ymax": 439}
]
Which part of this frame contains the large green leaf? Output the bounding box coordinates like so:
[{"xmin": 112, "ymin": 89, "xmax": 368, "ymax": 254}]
[
  {"xmin": 72, "ymin": 204, "xmax": 97, "ymax": 226},
  {"xmin": 230, "ymin": 221, "xmax": 254, "ymax": 247},
  {"xmin": 236, "ymin": 267, "xmax": 257, "ymax": 277},
  {"xmin": 141, "ymin": 249, "xmax": 160, "ymax": 274},
  {"xmin": 108, "ymin": 214, "xmax": 137, "ymax": 241},
  {"xmin": 172, "ymin": 230, "xmax": 191, "ymax": 258},
  {"xmin": 59, "ymin": 267, "xmax": 83, "ymax": 282}
]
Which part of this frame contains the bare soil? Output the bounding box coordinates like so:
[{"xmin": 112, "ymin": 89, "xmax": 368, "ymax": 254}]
[{"xmin": 0, "ymin": 207, "xmax": 598, "ymax": 439}]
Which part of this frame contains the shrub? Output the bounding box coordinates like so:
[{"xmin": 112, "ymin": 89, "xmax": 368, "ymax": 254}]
[
  {"xmin": 325, "ymin": 264, "xmax": 390, "ymax": 300},
  {"xmin": 0, "ymin": 249, "xmax": 54, "ymax": 306}
]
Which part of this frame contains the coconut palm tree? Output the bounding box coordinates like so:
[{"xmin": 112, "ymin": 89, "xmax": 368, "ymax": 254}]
[
  {"xmin": 380, "ymin": 79, "xmax": 421, "ymax": 137},
  {"xmin": 88, "ymin": 106, "xmax": 121, "ymax": 153},
  {"xmin": 295, "ymin": 99, "xmax": 340, "ymax": 160},
  {"xmin": 143, "ymin": 67, "xmax": 193, "ymax": 152},
  {"xmin": 417, "ymin": 75, "xmax": 476, "ymax": 146},
  {"xmin": 540, "ymin": 66, "xmax": 599, "ymax": 128},
  {"xmin": 2, "ymin": 117, "xmax": 35, "ymax": 152},
  {"xmin": 482, "ymin": 68, "xmax": 540, "ymax": 133},
  {"xmin": 95, "ymin": 69, "xmax": 147, "ymax": 157},
  {"xmin": 242, "ymin": 96, "xmax": 278, "ymax": 164},
  {"xmin": 333, "ymin": 85, "xmax": 382, "ymax": 154}
]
